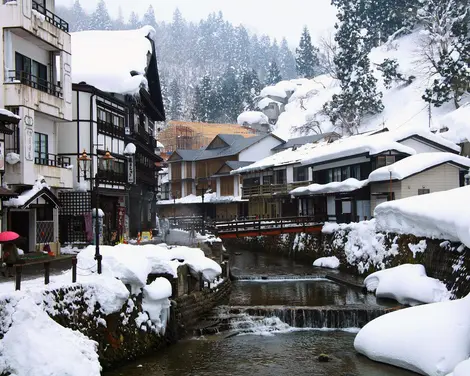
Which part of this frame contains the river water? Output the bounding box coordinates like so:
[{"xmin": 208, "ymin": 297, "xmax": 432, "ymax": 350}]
[{"xmin": 106, "ymin": 250, "xmax": 415, "ymax": 376}]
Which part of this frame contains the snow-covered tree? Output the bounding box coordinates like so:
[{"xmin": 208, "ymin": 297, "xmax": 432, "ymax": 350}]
[
  {"xmin": 114, "ymin": 6, "xmax": 125, "ymax": 30},
  {"xmin": 169, "ymin": 80, "xmax": 183, "ymax": 120},
  {"xmin": 220, "ymin": 67, "xmax": 244, "ymax": 122},
  {"xmin": 70, "ymin": 0, "xmax": 89, "ymax": 31},
  {"xmin": 296, "ymin": 27, "xmax": 320, "ymax": 78},
  {"xmin": 279, "ymin": 38, "xmax": 297, "ymax": 79},
  {"xmin": 324, "ymin": 0, "xmax": 384, "ymax": 134},
  {"xmin": 127, "ymin": 11, "xmax": 141, "ymax": 30},
  {"xmin": 376, "ymin": 58, "xmax": 414, "ymax": 88},
  {"xmin": 142, "ymin": 5, "xmax": 158, "ymax": 28},
  {"xmin": 419, "ymin": 0, "xmax": 470, "ymax": 108},
  {"xmin": 192, "ymin": 75, "xmax": 218, "ymax": 123},
  {"xmin": 89, "ymin": 0, "xmax": 112, "ymax": 30},
  {"xmin": 241, "ymin": 69, "xmax": 261, "ymax": 110},
  {"xmin": 265, "ymin": 61, "xmax": 282, "ymax": 86}
]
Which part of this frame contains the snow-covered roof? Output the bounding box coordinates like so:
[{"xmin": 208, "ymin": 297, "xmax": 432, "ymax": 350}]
[
  {"xmin": 71, "ymin": 26, "xmax": 156, "ymax": 94},
  {"xmin": 232, "ymin": 141, "xmax": 323, "ymax": 174},
  {"xmin": 301, "ymin": 128, "xmax": 459, "ymax": 166},
  {"xmin": 291, "ymin": 178, "xmax": 368, "ymax": 196},
  {"xmin": 157, "ymin": 192, "xmax": 246, "ymax": 205},
  {"xmin": 0, "ymin": 108, "xmax": 21, "ymax": 121},
  {"xmin": 369, "ymin": 153, "xmax": 470, "ymax": 182},
  {"xmin": 438, "ymin": 104, "xmax": 470, "ymax": 145},
  {"xmin": 257, "ymin": 97, "xmax": 282, "ymax": 110},
  {"xmin": 4, "ymin": 176, "xmax": 50, "ymax": 208},
  {"xmin": 374, "ymin": 185, "xmax": 470, "ymax": 248},
  {"xmin": 237, "ymin": 111, "xmax": 269, "ymax": 126},
  {"xmin": 260, "ymin": 85, "xmax": 287, "ymax": 99}
]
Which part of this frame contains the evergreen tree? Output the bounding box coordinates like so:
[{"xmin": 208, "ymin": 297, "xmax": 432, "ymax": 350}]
[
  {"xmin": 128, "ymin": 11, "xmax": 141, "ymax": 29},
  {"xmin": 279, "ymin": 38, "xmax": 297, "ymax": 79},
  {"xmin": 265, "ymin": 61, "xmax": 282, "ymax": 85},
  {"xmin": 71, "ymin": 0, "xmax": 89, "ymax": 31},
  {"xmin": 420, "ymin": 0, "xmax": 470, "ymax": 108},
  {"xmin": 142, "ymin": 5, "xmax": 158, "ymax": 28},
  {"xmin": 89, "ymin": 0, "xmax": 112, "ymax": 30},
  {"xmin": 241, "ymin": 69, "xmax": 261, "ymax": 110},
  {"xmin": 159, "ymin": 73, "xmax": 171, "ymax": 117},
  {"xmin": 296, "ymin": 27, "xmax": 320, "ymax": 78},
  {"xmin": 192, "ymin": 75, "xmax": 217, "ymax": 122},
  {"xmin": 220, "ymin": 67, "xmax": 244, "ymax": 122},
  {"xmin": 232, "ymin": 26, "xmax": 251, "ymax": 73},
  {"xmin": 169, "ymin": 79, "xmax": 183, "ymax": 120},
  {"xmin": 114, "ymin": 6, "xmax": 125, "ymax": 30},
  {"xmin": 323, "ymin": 0, "xmax": 384, "ymax": 134}
]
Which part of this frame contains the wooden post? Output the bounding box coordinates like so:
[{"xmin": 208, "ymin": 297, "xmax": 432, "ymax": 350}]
[
  {"xmin": 72, "ymin": 257, "xmax": 77, "ymax": 283},
  {"xmin": 15, "ymin": 265, "xmax": 22, "ymax": 291},
  {"xmin": 44, "ymin": 262, "xmax": 50, "ymax": 285}
]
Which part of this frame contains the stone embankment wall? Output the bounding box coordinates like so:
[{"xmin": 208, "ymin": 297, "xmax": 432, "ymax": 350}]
[
  {"xmin": 6, "ymin": 264, "xmax": 231, "ymax": 370},
  {"xmin": 224, "ymin": 231, "xmax": 470, "ymax": 298}
]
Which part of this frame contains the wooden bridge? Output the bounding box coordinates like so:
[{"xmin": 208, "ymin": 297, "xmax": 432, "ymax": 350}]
[{"xmin": 214, "ymin": 216, "xmax": 325, "ymax": 239}]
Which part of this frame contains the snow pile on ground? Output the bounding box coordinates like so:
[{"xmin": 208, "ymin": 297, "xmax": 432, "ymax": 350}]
[
  {"xmin": 374, "ymin": 186, "xmax": 470, "ymax": 248},
  {"xmin": 354, "ymin": 293, "xmax": 470, "ymax": 376},
  {"xmin": 141, "ymin": 278, "xmax": 171, "ymax": 334},
  {"xmin": 369, "ymin": 152, "xmax": 470, "ymax": 182},
  {"xmin": 60, "ymin": 245, "xmax": 81, "ymax": 255},
  {"xmin": 237, "ymin": 111, "xmax": 269, "ymax": 126},
  {"xmin": 364, "ymin": 264, "xmax": 450, "ymax": 305},
  {"xmin": 447, "ymin": 358, "xmax": 470, "ymax": 376},
  {"xmin": 270, "ymin": 31, "xmax": 469, "ymax": 143},
  {"xmin": 291, "ymin": 178, "xmax": 368, "ymax": 196},
  {"xmin": 77, "ymin": 243, "xmax": 221, "ymax": 290},
  {"xmin": 313, "ymin": 256, "xmax": 340, "ymax": 269},
  {"xmin": 0, "ymin": 294, "xmax": 101, "ymax": 376},
  {"xmin": 323, "ymin": 220, "xmax": 397, "ymax": 274},
  {"xmin": 71, "ymin": 26, "xmax": 156, "ymax": 94}
]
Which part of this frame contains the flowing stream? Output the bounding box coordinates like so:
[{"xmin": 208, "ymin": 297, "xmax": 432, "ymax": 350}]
[{"xmin": 105, "ymin": 249, "xmax": 415, "ymax": 376}]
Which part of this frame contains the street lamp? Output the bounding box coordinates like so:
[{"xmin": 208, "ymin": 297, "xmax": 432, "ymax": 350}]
[
  {"xmin": 173, "ymin": 190, "xmax": 179, "ymax": 225},
  {"xmin": 78, "ymin": 149, "xmax": 115, "ymax": 274},
  {"xmin": 195, "ymin": 182, "xmax": 211, "ymax": 236}
]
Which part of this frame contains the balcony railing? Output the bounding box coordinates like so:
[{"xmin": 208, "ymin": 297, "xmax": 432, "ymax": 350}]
[
  {"xmin": 242, "ymin": 182, "xmax": 311, "ymax": 198},
  {"xmin": 35, "ymin": 153, "xmax": 71, "ymax": 168},
  {"xmin": 97, "ymin": 169, "xmax": 126, "ymax": 184},
  {"xmin": 32, "ymin": 0, "xmax": 69, "ymax": 32},
  {"xmin": 97, "ymin": 120, "xmax": 125, "ymax": 139},
  {"xmin": 134, "ymin": 125, "xmax": 157, "ymax": 149},
  {"xmin": 7, "ymin": 70, "xmax": 62, "ymax": 98}
]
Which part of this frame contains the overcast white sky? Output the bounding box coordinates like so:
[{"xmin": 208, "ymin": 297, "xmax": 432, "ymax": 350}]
[{"xmin": 57, "ymin": 0, "xmax": 338, "ymax": 46}]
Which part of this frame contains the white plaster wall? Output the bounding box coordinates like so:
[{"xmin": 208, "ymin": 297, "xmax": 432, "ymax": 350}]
[
  {"xmin": 35, "ymin": 113, "xmax": 56, "ymax": 155},
  {"xmin": 399, "ymin": 138, "xmax": 453, "ymax": 154},
  {"xmin": 239, "ymin": 135, "xmax": 283, "ymax": 161}
]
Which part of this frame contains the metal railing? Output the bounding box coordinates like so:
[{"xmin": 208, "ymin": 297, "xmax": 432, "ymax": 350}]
[
  {"xmin": 32, "ymin": 0, "xmax": 69, "ymax": 32},
  {"xmin": 97, "ymin": 120, "xmax": 125, "ymax": 139},
  {"xmin": 215, "ymin": 215, "xmax": 327, "ymax": 235},
  {"xmin": 6, "ymin": 70, "xmax": 62, "ymax": 98},
  {"xmin": 35, "ymin": 153, "xmax": 71, "ymax": 168}
]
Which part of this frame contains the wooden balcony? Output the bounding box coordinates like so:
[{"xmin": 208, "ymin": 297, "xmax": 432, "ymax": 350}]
[{"xmin": 242, "ymin": 181, "xmax": 310, "ymax": 198}]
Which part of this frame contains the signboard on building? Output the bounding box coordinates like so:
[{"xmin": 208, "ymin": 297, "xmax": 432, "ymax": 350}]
[
  {"xmin": 25, "ymin": 128, "xmax": 34, "ymax": 161},
  {"xmin": 0, "ymin": 141, "xmax": 5, "ymax": 171},
  {"xmin": 127, "ymin": 155, "xmax": 136, "ymax": 184}
]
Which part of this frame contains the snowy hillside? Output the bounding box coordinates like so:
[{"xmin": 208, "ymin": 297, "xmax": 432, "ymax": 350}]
[{"xmin": 266, "ymin": 30, "xmax": 470, "ymax": 146}]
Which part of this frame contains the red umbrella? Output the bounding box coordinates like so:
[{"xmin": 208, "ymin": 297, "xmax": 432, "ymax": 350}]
[{"xmin": 0, "ymin": 231, "xmax": 20, "ymax": 243}]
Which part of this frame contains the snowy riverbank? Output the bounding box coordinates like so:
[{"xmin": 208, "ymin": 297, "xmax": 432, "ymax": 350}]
[{"xmin": 0, "ymin": 243, "xmax": 222, "ymax": 376}]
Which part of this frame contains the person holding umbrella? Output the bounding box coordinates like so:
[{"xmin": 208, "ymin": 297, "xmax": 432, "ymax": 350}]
[{"xmin": 0, "ymin": 231, "xmax": 22, "ymax": 278}]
